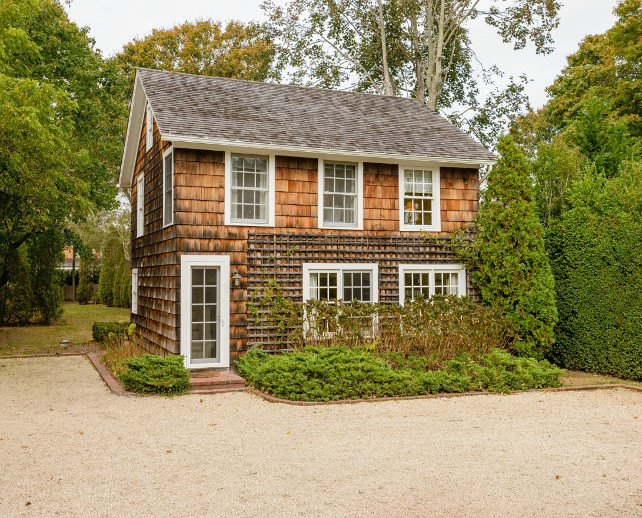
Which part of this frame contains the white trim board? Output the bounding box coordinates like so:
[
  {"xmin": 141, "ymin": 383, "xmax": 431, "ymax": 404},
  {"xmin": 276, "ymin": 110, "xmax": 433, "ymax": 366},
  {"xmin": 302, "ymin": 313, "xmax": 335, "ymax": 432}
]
[{"xmin": 180, "ymin": 254, "xmax": 230, "ymax": 369}]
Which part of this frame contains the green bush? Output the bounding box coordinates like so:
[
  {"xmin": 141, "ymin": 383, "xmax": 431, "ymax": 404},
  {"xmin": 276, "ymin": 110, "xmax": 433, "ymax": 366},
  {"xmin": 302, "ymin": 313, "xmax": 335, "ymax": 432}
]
[
  {"xmin": 467, "ymin": 136, "xmax": 558, "ymax": 359},
  {"xmin": 237, "ymin": 347, "xmax": 563, "ymax": 402},
  {"xmin": 549, "ymin": 166, "xmax": 642, "ymax": 380},
  {"xmin": 119, "ymin": 354, "xmax": 190, "ymax": 395},
  {"xmin": 92, "ymin": 321, "xmax": 129, "ymax": 343}
]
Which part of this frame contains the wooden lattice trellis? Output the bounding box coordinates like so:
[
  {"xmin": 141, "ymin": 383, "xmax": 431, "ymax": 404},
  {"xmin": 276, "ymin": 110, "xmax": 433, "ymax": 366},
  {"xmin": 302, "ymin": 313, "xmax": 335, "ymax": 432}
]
[{"xmin": 246, "ymin": 231, "xmax": 477, "ymax": 347}]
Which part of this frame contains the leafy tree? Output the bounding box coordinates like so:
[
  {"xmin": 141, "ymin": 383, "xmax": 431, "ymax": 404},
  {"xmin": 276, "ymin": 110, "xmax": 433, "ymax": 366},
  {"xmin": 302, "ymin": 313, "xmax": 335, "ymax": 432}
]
[
  {"xmin": 511, "ymin": 0, "xmax": 642, "ymax": 150},
  {"xmin": 468, "ymin": 136, "xmax": 557, "ymax": 358},
  {"xmin": 76, "ymin": 254, "xmax": 96, "ymax": 305},
  {"xmin": 116, "ymin": 19, "xmax": 278, "ymax": 83},
  {"xmin": 0, "ymin": 0, "xmax": 127, "ymax": 322}
]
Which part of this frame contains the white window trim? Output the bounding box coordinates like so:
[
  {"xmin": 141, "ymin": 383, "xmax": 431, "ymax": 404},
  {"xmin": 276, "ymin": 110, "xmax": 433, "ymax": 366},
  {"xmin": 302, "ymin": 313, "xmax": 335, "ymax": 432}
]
[
  {"xmin": 162, "ymin": 146, "xmax": 174, "ymax": 228},
  {"xmin": 318, "ymin": 159, "xmax": 364, "ymax": 230},
  {"xmin": 398, "ymin": 263, "xmax": 466, "ymax": 304},
  {"xmin": 399, "ymin": 165, "xmax": 441, "ymax": 232},
  {"xmin": 224, "ymin": 150, "xmax": 275, "ymax": 227},
  {"xmin": 131, "ymin": 268, "xmax": 138, "ymax": 314},
  {"xmin": 302, "ymin": 263, "xmax": 379, "ymax": 303},
  {"xmin": 180, "ymin": 254, "xmax": 230, "ymax": 369},
  {"xmin": 145, "ymin": 102, "xmax": 153, "ymax": 153},
  {"xmin": 136, "ymin": 173, "xmax": 144, "ymax": 237}
]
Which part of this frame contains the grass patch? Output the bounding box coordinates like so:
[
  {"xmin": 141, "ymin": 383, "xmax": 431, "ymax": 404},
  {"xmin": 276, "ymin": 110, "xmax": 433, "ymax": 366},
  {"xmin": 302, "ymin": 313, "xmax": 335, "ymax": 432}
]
[
  {"xmin": 0, "ymin": 303, "xmax": 130, "ymax": 356},
  {"xmin": 561, "ymin": 370, "xmax": 642, "ymax": 388},
  {"xmin": 237, "ymin": 347, "xmax": 564, "ymax": 402}
]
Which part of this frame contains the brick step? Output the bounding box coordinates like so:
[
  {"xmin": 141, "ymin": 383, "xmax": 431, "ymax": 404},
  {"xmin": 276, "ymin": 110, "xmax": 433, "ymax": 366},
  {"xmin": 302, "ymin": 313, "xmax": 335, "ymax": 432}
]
[
  {"xmin": 189, "ymin": 373, "xmax": 246, "ymax": 388},
  {"xmin": 191, "ymin": 386, "xmax": 248, "ymax": 395}
]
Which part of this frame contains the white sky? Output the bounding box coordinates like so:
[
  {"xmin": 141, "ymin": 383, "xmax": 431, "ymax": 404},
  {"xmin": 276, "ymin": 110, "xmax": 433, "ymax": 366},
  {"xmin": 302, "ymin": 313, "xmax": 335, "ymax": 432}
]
[{"xmin": 64, "ymin": 0, "xmax": 617, "ymax": 109}]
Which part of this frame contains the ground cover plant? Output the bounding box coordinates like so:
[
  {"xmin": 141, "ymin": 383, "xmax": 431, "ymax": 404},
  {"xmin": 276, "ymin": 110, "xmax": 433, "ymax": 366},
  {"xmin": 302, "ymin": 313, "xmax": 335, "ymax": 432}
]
[
  {"xmin": 119, "ymin": 354, "xmax": 190, "ymax": 395},
  {"xmin": 237, "ymin": 347, "xmax": 563, "ymax": 402}
]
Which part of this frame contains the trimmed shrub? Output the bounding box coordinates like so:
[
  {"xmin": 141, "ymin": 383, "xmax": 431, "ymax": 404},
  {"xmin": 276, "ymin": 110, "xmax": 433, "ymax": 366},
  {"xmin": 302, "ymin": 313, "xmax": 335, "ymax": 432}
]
[
  {"xmin": 76, "ymin": 258, "xmax": 94, "ymax": 305},
  {"xmin": 549, "ymin": 166, "xmax": 642, "ymax": 380},
  {"xmin": 92, "ymin": 321, "xmax": 129, "ymax": 343},
  {"xmin": 119, "ymin": 354, "xmax": 190, "ymax": 395},
  {"xmin": 237, "ymin": 347, "xmax": 563, "ymax": 402}
]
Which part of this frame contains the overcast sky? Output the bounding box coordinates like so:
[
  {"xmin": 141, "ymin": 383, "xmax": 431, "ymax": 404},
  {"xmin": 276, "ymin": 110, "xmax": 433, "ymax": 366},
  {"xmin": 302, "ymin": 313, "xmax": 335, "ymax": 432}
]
[{"xmin": 64, "ymin": 0, "xmax": 617, "ymax": 109}]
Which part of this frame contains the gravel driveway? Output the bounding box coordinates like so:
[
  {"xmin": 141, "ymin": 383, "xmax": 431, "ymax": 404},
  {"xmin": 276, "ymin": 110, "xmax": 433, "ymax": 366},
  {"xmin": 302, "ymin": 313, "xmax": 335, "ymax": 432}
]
[{"xmin": 0, "ymin": 356, "xmax": 640, "ymax": 518}]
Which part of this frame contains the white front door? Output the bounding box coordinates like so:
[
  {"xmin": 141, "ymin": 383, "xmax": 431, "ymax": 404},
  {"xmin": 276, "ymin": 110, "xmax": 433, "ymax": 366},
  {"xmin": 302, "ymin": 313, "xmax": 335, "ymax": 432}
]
[{"xmin": 180, "ymin": 255, "xmax": 230, "ymax": 368}]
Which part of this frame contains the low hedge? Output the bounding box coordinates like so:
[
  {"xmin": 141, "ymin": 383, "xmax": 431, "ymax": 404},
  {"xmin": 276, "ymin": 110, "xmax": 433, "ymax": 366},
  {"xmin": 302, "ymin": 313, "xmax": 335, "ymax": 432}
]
[
  {"xmin": 237, "ymin": 347, "xmax": 563, "ymax": 402},
  {"xmin": 92, "ymin": 321, "xmax": 129, "ymax": 343},
  {"xmin": 119, "ymin": 354, "xmax": 190, "ymax": 395}
]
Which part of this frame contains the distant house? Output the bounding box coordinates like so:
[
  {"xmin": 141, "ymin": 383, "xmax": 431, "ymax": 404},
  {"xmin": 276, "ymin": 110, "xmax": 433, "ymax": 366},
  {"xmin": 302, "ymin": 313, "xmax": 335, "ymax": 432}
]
[{"xmin": 119, "ymin": 68, "xmax": 496, "ymax": 370}]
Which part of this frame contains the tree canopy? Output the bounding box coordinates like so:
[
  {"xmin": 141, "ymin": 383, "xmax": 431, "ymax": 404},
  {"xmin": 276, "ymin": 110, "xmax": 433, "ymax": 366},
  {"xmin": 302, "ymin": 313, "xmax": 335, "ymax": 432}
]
[
  {"xmin": 0, "ymin": 0, "xmax": 127, "ymax": 322},
  {"xmin": 116, "ymin": 19, "xmax": 278, "ymax": 83}
]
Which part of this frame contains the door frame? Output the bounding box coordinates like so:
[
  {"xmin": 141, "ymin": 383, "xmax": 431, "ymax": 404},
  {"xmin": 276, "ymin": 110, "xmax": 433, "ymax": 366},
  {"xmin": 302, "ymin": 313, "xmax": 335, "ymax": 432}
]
[{"xmin": 180, "ymin": 254, "xmax": 230, "ymax": 369}]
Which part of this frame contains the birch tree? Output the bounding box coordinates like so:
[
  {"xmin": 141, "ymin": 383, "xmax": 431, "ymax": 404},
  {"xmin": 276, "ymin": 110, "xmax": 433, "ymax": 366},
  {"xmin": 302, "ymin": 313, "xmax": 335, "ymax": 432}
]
[{"xmin": 263, "ymin": 0, "xmax": 560, "ymax": 143}]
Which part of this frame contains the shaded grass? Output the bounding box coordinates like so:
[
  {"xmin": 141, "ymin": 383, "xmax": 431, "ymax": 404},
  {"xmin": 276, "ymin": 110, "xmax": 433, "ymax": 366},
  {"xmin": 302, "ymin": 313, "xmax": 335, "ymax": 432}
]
[
  {"xmin": 561, "ymin": 370, "xmax": 642, "ymax": 388},
  {"xmin": 0, "ymin": 303, "xmax": 130, "ymax": 356},
  {"xmin": 101, "ymin": 338, "xmax": 148, "ymax": 379}
]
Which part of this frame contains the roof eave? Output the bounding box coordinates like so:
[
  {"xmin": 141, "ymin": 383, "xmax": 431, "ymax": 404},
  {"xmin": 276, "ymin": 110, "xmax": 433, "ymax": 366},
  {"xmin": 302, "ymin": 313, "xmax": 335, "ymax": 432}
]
[
  {"xmin": 166, "ymin": 134, "xmax": 497, "ymax": 168},
  {"xmin": 118, "ymin": 73, "xmax": 147, "ymax": 189}
]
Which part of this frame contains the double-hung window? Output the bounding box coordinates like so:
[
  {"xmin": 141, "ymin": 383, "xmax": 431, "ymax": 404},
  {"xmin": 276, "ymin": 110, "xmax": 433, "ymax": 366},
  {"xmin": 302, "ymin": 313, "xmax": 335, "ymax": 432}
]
[
  {"xmin": 303, "ymin": 263, "xmax": 378, "ymax": 337},
  {"xmin": 319, "ymin": 161, "xmax": 363, "ymax": 229},
  {"xmin": 398, "ymin": 264, "xmax": 466, "ymax": 304},
  {"xmin": 399, "ymin": 166, "xmax": 441, "ymax": 231},
  {"xmin": 145, "ymin": 102, "xmax": 153, "ymax": 152},
  {"xmin": 225, "ymin": 152, "xmax": 275, "ymax": 226},
  {"xmin": 136, "ymin": 173, "xmax": 144, "ymax": 237},
  {"xmin": 163, "ymin": 147, "xmax": 174, "ymax": 227},
  {"xmin": 131, "ymin": 268, "xmax": 139, "ymax": 314}
]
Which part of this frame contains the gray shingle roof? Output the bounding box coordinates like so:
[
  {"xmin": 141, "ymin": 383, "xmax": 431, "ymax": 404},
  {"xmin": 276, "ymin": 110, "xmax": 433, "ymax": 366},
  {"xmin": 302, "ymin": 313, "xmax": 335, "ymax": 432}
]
[{"xmin": 138, "ymin": 68, "xmax": 495, "ymax": 163}]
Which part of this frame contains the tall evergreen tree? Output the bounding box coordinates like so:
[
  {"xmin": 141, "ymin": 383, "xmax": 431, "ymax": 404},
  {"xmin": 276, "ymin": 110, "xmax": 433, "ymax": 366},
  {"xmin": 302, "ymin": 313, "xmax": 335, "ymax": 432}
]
[{"xmin": 471, "ymin": 136, "xmax": 557, "ymax": 358}]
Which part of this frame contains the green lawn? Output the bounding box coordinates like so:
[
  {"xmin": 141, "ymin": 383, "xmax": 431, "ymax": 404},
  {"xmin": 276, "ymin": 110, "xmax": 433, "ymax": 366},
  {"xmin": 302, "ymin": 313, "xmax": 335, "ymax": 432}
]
[
  {"xmin": 561, "ymin": 369, "xmax": 642, "ymax": 388},
  {"xmin": 0, "ymin": 303, "xmax": 130, "ymax": 356}
]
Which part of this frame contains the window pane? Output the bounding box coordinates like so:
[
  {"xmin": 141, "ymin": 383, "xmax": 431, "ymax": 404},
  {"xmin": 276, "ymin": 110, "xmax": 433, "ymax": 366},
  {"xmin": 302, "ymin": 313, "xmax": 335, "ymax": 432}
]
[
  {"xmin": 230, "ymin": 154, "xmax": 269, "ymax": 222},
  {"xmin": 192, "ymin": 286, "xmax": 203, "ymax": 304}
]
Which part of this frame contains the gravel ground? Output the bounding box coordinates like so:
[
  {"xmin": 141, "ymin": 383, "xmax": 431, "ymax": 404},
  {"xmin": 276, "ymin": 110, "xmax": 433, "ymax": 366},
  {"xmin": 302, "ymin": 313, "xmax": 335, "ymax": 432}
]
[{"xmin": 0, "ymin": 356, "xmax": 640, "ymax": 518}]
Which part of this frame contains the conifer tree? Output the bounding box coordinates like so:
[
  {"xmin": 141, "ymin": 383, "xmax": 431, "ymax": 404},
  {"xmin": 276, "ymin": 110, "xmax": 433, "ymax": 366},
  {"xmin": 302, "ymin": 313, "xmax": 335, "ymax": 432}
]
[{"xmin": 473, "ymin": 136, "xmax": 557, "ymax": 358}]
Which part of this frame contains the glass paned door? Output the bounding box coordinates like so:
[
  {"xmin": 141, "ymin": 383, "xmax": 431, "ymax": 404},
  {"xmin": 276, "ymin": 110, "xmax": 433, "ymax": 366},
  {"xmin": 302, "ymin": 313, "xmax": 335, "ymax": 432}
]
[{"xmin": 190, "ymin": 267, "xmax": 219, "ymax": 363}]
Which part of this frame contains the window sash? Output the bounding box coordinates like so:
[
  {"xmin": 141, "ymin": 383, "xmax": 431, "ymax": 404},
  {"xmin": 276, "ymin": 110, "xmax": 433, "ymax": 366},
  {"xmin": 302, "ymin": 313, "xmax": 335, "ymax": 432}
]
[
  {"xmin": 136, "ymin": 174, "xmax": 144, "ymax": 237},
  {"xmin": 145, "ymin": 103, "xmax": 153, "ymax": 152},
  {"xmin": 322, "ymin": 162, "xmax": 358, "ymax": 227},
  {"xmin": 230, "ymin": 154, "xmax": 269, "ymax": 224},
  {"xmin": 131, "ymin": 268, "xmax": 138, "ymax": 314},
  {"xmin": 403, "ymin": 168, "xmax": 434, "ymax": 227},
  {"xmin": 163, "ymin": 150, "xmax": 173, "ymax": 226},
  {"xmin": 307, "ymin": 269, "xmax": 373, "ymax": 303},
  {"xmin": 400, "ymin": 266, "xmax": 465, "ymax": 303}
]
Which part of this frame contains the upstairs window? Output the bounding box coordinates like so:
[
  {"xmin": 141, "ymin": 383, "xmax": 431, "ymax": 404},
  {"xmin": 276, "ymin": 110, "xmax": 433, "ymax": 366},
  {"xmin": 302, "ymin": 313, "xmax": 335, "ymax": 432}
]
[
  {"xmin": 145, "ymin": 102, "xmax": 153, "ymax": 152},
  {"xmin": 232, "ymin": 154, "xmax": 268, "ymax": 223},
  {"xmin": 224, "ymin": 152, "xmax": 275, "ymax": 226},
  {"xmin": 319, "ymin": 161, "xmax": 363, "ymax": 229},
  {"xmin": 136, "ymin": 173, "xmax": 144, "ymax": 237},
  {"xmin": 399, "ymin": 166, "xmax": 441, "ymax": 231},
  {"xmin": 398, "ymin": 264, "xmax": 466, "ymax": 304},
  {"xmin": 163, "ymin": 148, "xmax": 173, "ymax": 227}
]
